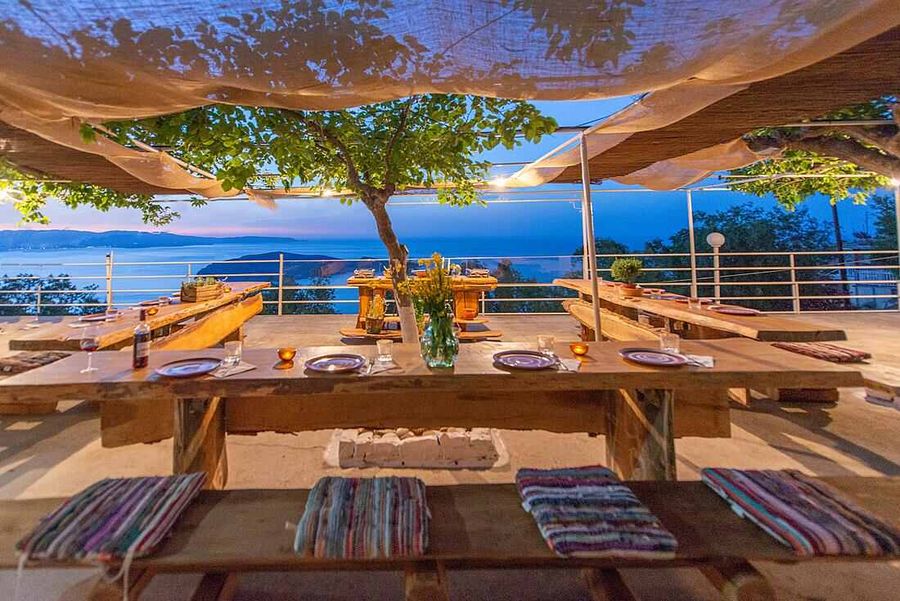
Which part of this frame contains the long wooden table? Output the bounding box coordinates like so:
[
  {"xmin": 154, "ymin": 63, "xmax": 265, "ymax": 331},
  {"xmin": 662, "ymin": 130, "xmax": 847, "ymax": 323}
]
[
  {"xmin": 0, "ymin": 339, "xmax": 862, "ymax": 487},
  {"xmin": 8, "ymin": 281, "xmax": 269, "ymax": 352},
  {"xmin": 555, "ymin": 278, "xmax": 846, "ymax": 342}
]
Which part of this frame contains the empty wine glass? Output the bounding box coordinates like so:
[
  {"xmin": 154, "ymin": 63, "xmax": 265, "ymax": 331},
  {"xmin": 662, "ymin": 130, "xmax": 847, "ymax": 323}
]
[{"xmin": 80, "ymin": 326, "xmax": 100, "ymax": 373}]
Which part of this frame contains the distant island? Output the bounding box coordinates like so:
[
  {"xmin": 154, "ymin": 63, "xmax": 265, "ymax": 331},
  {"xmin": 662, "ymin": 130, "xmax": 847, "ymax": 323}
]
[
  {"xmin": 0, "ymin": 229, "xmax": 302, "ymax": 251},
  {"xmin": 197, "ymin": 252, "xmax": 380, "ymax": 281}
]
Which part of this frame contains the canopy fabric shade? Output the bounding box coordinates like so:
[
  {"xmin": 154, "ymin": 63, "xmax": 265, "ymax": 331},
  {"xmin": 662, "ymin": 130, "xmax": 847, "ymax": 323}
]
[
  {"xmin": 511, "ymin": 26, "xmax": 900, "ymax": 189},
  {"xmin": 0, "ymin": 0, "xmax": 897, "ymax": 195}
]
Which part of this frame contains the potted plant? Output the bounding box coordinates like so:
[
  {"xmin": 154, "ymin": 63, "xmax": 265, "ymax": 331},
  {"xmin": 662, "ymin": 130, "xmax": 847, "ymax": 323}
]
[
  {"xmin": 610, "ymin": 257, "xmax": 644, "ymax": 297},
  {"xmin": 365, "ymin": 295, "xmax": 386, "ymax": 334},
  {"xmin": 180, "ymin": 276, "xmax": 225, "ymax": 302}
]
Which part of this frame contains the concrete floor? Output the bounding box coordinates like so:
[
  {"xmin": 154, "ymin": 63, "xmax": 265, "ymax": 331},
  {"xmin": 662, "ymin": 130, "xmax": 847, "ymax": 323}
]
[{"xmin": 1, "ymin": 313, "xmax": 899, "ymax": 600}]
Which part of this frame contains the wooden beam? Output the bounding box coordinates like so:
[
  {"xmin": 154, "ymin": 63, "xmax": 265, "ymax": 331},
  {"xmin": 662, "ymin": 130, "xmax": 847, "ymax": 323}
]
[
  {"xmin": 582, "ymin": 568, "xmax": 637, "ymax": 601},
  {"xmin": 607, "ymin": 389, "xmax": 676, "ymax": 481},
  {"xmin": 174, "ymin": 397, "xmax": 227, "ymax": 490},
  {"xmin": 191, "ymin": 572, "xmax": 240, "ymax": 601},
  {"xmin": 701, "ymin": 562, "xmax": 776, "ymax": 601},
  {"xmin": 405, "ymin": 564, "xmax": 449, "ymax": 601}
]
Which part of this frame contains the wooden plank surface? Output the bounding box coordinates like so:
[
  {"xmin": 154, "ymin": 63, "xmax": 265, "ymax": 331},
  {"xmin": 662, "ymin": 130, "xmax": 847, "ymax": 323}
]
[
  {"xmin": 554, "ymin": 279, "xmax": 847, "ymax": 342},
  {"xmin": 0, "ymin": 339, "xmax": 863, "ymax": 406},
  {"xmin": 8, "ymin": 282, "xmax": 268, "ymax": 352},
  {"xmin": 2, "ymin": 478, "xmax": 897, "ymax": 572}
]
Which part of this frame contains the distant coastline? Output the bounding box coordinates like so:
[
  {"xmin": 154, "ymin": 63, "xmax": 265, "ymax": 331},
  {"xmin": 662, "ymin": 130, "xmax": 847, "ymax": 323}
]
[{"xmin": 0, "ymin": 229, "xmax": 303, "ymax": 251}]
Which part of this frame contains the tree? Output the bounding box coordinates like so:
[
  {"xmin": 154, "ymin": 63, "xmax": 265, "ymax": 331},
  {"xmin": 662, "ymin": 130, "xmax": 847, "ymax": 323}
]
[
  {"xmin": 0, "ymin": 274, "xmax": 102, "ymax": 316},
  {"xmin": 284, "ymin": 276, "xmax": 337, "ymax": 315},
  {"xmin": 853, "ymin": 193, "xmax": 899, "ymax": 251},
  {"xmin": 485, "ymin": 260, "xmax": 563, "ymax": 314},
  {"xmin": 8, "ymin": 97, "xmax": 556, "ymax": 341},
  {"xmin": 642, "ymin": 202, "xmax": 841, "ymax": 311}
]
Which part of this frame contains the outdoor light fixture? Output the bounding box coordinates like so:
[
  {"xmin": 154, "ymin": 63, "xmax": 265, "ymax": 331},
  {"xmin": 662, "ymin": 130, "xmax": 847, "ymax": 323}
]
[
  {"xmin": 891, "ymin": 178, "xmax": 899, "ymax": 188},
  {"xmin": 706, "ymin": 232, "xmax": 726, "ymax": 249},
  {"xmin": 488, "ymin": 176, "xmax": 508, "ymax": 190}
]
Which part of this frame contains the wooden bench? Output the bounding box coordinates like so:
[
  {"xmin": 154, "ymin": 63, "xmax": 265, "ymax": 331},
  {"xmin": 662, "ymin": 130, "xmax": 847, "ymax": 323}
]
[
  {"xmin": 563, "ymin": 299, "xmax": 662, "ymax": 342},
  {"xmin": 3, "ymin": 477, "xmax": 898, "ymax": 601}
]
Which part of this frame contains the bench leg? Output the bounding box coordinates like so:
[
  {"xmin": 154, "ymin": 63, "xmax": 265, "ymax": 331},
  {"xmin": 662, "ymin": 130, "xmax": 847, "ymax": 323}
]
[
  {"xmin": 174, "ymin": 397, "xmax": 228, "ymax": 489},
  {"xmin": 582, "ymin": 568, "xmax": 637, "ymax": 601},
  {"xmin": 701, "ymin": 562, "xmax": 775, "ymax": 601},
  {"xmin": 405, "ymin": 564, "xmax": 449, "ymax": 601},
  {"xmin": 191, "ymin": 572, "xmax": 240, "ymax": 601},
  {"xmin": 606, "ymin": 389, "xmax": 676, "ymax": 481},
  {"xmin": 81, "ymin": 568, "xmax": 155, "ymax": 601}
]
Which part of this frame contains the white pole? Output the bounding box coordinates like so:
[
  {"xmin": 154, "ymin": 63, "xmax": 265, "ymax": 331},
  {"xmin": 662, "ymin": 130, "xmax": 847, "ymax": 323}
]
[
  {"xmin": 713, "ymin": 247, "xmax": 721, "ymax": 302},
  {"xmin": 894, "ymin": 182, "xmax": 899, "ymax": 310},
  {"xmin": 581, "ymin": 202, "xmax": 590, "ymax": 279},
  {"xmin": 580, "ymin": 135, "xmax": 602, "ymax": 341},
  {"xmin": 686, "ymin": 191, "xmax": 698, "ymax": 298}
]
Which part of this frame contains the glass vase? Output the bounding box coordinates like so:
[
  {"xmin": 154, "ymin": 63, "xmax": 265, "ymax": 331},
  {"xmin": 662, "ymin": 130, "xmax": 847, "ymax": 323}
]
[{"xmin": 420, "ymin": 309, "xmax": 459, "ymax": 368}]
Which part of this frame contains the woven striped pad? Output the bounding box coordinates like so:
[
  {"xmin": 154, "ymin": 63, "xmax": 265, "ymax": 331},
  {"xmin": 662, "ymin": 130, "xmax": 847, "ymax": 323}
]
[
  {"xmin": 294, "ymin": 477, "xmax": 429, "ymax": 559},
  {"xmin": 516, "ymin": 466, "xmax": 677, "ymax": 559},
  {"xmin": 17, "ymin": 473, "xmax": 206, "ymax": 562},
  {"xmin": 771, "ymin": 342, "xmax": 870, "ymax": 363},
  {"xmin": 702, "ymin": 468, "xmax": 900, "ymax": 556}
]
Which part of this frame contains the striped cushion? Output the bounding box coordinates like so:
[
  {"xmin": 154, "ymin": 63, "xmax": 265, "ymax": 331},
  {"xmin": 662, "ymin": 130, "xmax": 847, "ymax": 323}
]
[
  {"xmin": 702, "ymin": 468, "xmax": 900, "ymax": 556},
  {"xmin": 294, "ymin": 477, "xmax": 429, "ymax": 559},
  {"xmin": 17, "ymin": 473, "xmax": 205, "ymax": 562},
  {"xmin": 771, "ymin": 342, "xmax": 870, "ymax": 363},
  {"xmin": 516, "ymin": 466, "xmax": 677, "ymax": 559}
]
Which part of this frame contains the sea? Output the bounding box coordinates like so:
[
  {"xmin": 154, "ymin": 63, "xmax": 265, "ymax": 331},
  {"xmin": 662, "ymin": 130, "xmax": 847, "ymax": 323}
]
[{"xmin": 0, "ymin": 236, "xmax": 581, "ymax": 312}]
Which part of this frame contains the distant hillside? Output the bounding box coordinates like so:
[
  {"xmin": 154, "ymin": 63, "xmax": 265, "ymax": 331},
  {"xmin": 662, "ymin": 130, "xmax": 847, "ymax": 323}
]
[
  {"xmin": 0, "ymin": 229, "xmax": 301, "ymax": 251},
  {"xmin": 197, "ymin": 252, "xmax": 380, "ymax": 281}
]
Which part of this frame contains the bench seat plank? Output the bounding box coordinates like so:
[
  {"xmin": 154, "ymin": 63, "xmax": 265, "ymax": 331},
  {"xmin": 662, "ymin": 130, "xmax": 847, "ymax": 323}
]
[{"xmin": 2, "ymin": 477, "xmax": 898, "ymax": 573}]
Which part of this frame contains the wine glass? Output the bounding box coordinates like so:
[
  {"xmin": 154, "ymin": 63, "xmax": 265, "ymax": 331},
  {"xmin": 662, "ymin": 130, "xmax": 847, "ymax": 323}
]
[{"xmin": 80, "ymin": 326, "xmax": 100, "ymax": 373}]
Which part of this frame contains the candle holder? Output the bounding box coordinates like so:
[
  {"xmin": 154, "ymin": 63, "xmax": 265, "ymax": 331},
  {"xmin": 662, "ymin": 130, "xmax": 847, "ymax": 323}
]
[
  {"xmin": 569, "ymin": 342, "xmax": 589, "ymax": 357},
  {"xmin": 277, "ymin": 347, "xmax": 297, "ymax": 362}
]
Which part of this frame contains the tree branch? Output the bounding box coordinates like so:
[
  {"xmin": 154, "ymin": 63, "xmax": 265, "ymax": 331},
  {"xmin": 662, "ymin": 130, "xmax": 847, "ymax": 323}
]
[
  {"xmin": 384, "ymin": 96, "xmax": 415, "ymax": 184},
  {"xmin": 747, "ymin": 132, "xmax": 899, "ymax": 178},
  {"xmin": 279, "ymin": 109, "xmax": 373, "ymax": 196}
]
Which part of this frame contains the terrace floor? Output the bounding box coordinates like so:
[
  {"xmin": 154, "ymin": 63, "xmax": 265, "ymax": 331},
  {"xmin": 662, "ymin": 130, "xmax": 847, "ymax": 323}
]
[{"xmin": 1, "ymin": 312, "xmax": 899, "ymax": 600}]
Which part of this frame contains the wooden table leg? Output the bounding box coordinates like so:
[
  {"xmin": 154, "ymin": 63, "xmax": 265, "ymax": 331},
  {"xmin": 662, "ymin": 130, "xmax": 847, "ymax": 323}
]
[
  {"xmin": 174, "ymin": 397, "xmax": 228, "ymax": 489},
  {"xmin": 191, "ymin": 572, "xmax": 240, "ymax": 601},
  {"xmin": 405, "ymin": 563, "xmax": 449, "ymax": 601},
  {"xmin": 582, "ymin": 568, "xmax": 637, "ymax": 601},
  {"xmin": 701, "ymin": 561, "xmax": 775, "ymax": 601},
  {"xmin": 606, "ymin": 388, "xmax": 676, "ymax": 481}
]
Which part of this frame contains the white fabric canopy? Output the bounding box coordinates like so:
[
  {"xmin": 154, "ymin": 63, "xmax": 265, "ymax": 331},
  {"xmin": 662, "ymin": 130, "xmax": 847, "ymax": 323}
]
[{"xmin": 0, "ymin": 0, "xmax": 896, "ymax": 194}]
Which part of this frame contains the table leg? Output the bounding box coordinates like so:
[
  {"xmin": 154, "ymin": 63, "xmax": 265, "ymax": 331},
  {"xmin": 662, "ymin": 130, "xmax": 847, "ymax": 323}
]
[
  {"xmin": 174, "ymin": 397, "xmax": 228, "ymax": 489},
  {"xmin": 606, "ymin": 389, "xmax": 676, "ymax": 481}
]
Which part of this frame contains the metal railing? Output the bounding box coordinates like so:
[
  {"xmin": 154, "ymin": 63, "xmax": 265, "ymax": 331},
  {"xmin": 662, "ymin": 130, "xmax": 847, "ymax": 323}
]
[{"xmin": 1, "ymin": 249, "xmax": 897, "ymax": 315}]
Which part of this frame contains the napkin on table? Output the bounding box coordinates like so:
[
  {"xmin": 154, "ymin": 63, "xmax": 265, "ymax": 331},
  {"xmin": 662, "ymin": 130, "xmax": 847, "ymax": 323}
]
[
  {"xmin": 684, "ymin": 354, "xmax": 714, "ymax": 368},
  {"xmin": 212, "ymin": 361, "xmax": 257, "ymax": 378}
]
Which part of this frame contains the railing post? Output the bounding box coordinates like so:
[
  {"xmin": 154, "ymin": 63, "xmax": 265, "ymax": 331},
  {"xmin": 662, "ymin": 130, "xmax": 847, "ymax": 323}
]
[
  {"xmin": 894, "ymin": 182, "xmax": 900, "ymax": 311},
  {"xmin": 712, "ymin": 247, "xmax": 721, "ymax": 302},
  {"xmin": 105, "ymin": 252, "xmax": 114, "ymax": 309},
  {"xmin": 277, "ymin": 252, "xmax": 285, "ymax": 316},
  {"xmin": 34, "ymin": 282, "xmax": 42, "ymax": 318},
  {"xmin": 789, "ymin": 253, "xmax": 800, "ymax": 313}
]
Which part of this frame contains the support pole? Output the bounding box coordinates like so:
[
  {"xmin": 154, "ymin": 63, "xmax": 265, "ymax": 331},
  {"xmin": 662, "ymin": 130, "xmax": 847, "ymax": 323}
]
[
  {"xmin": 713, "ymin": 246, "xmax": 721, "ymax": 303},
  {"xmin": 277, "ymin": 252, "xmax": 285, "ymax": 316},
  {"xmin": 894, "ymin": 182, "xmax": 900, "ymax": 310},
  {"xmin": 581, "ymin": 201, "xmax": 590, "ymax": 279},
  {"xmin": 686, "ymin": 191, "xmax": 698, "ymax": 298},
  {"xmin": 580, "ymin": 135, "xmax": 602, "ymax": 341}
]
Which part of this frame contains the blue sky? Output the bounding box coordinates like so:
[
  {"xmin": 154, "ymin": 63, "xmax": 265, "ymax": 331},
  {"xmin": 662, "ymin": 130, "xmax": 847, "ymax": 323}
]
[{"xmin": 0, "ymin": 96, "xmax": 888, "ymax": 253}]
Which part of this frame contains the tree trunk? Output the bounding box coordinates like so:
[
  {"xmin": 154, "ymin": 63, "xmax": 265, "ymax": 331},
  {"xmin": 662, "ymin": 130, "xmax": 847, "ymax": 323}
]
[
  {"xmin": 830, "ymin": 202, "xmax": 851, "ymax": 309},
  {"xmin": 365, "ymin": 193, "xmax": 419, "ymax": 343}
]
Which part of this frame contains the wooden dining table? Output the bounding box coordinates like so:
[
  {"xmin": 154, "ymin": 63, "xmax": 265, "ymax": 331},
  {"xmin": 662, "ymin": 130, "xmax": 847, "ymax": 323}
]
[
  {"xmin": 0, "ymin": 339, "xmax": 863, "ymax": 488},
  {"xmin": 554, "ymin": 278, "xmax": 847, "ymax": 342},
  {"xmin": 8, "ymin": 281, "xmax": 269, "ymax": 352}
]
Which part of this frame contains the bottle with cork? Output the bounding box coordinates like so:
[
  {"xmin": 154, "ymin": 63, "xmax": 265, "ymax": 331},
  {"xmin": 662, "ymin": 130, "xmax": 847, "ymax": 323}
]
[{"xmin": 132, "ymin": 308, "xmax": 151, "ymax": 368}]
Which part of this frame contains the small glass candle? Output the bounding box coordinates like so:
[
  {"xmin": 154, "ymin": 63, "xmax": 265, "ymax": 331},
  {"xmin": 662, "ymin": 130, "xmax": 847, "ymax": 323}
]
[
  {"xmin": 277, "ymin": 347, "xmax": 297, "ymax": 362},
  {"xmin": 569, "ymin": 342, "xmax": 589, "ymax": 356}
]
